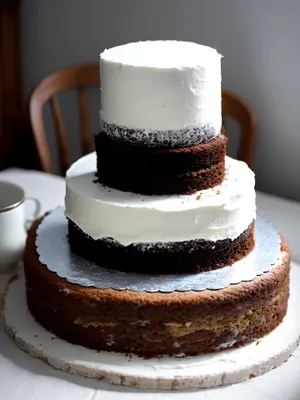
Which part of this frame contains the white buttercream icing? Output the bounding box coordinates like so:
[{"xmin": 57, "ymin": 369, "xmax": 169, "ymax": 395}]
[
  {"xmin": 65, "ymin": 153, "xmax": 256, "ymax": 246},
  {"xmin": 100, "ymin": 41, "xmax": 222, "ymax": 146}
]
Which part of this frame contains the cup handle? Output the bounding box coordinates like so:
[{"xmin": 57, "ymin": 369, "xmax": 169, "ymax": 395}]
[{"xmin": 24, "ymin": 197, "xmax": 42, "ymax": 231}]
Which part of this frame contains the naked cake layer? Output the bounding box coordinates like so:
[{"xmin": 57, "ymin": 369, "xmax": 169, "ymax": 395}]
[
  {"xmin": 95, "ymin": 132, "xmax": 227, "ymax": 195},
  {"xmin": 24, "ymin": 217, "xmax": 290, "ymax": 358},
  {"xmin": 68, "ymin": 219, "xmax": 255, "ymax": 274}
]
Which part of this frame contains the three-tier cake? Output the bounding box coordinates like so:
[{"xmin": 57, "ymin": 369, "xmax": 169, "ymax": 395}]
[{"xmin": 24, "ymin": 41, "xmax": 290, "ymax": 358}]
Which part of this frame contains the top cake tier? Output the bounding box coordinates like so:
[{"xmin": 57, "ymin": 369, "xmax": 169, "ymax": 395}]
[{"xmin": 99, "ymin": 40, "xmax": 222, "ymax": 147}]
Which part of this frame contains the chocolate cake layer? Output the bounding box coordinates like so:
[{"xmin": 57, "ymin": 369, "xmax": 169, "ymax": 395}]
[
  {"xmin": 24, "ymin": 217, "xmax": 290, "ymax": 358},
  {"xmin": 95, "ymin": 131, "xmax": 227, "ymax": 195},
  {"xmin": 68, "ymin": 219, "xmax": 255, "ymax": 274}
]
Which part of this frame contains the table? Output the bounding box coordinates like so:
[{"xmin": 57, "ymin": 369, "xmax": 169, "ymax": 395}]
[{"xmin": 0, "ymin": 167, "xmax": 300, "ymax": 400}]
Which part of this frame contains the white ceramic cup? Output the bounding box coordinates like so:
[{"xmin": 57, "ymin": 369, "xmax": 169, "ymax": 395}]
[{"xmin": 0, "ymin": 181, "xmax": 41, "ymax": 272}]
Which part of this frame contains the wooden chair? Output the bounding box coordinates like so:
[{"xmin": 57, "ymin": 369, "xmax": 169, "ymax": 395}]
[
  {"xmin": 222, "ymin": 90, "xmax": 256, "ymax": 168},
  {"xmin": 29, "ymin": 62, "xmax": 256, "ymax": 174},
  {"xmin": 29, "ymin": 63, "xmax": 100, "ymax": 175}
]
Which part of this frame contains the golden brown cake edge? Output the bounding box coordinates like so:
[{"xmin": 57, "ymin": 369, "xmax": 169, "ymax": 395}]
[{"xmin": 24, "ymin": 217, "xmax": 290, "ymax": 357}]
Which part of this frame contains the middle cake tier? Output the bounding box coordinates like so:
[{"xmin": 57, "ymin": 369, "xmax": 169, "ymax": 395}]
[
  {"xmin": 95, "ymin": 131, "xmax": 227, "ymax": 195},
  {"xmin": 65, "ymin": 152, "xmax": 256, "ymax": 274}
]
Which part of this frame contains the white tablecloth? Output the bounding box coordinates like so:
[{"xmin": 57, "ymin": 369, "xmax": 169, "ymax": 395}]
[{"xmin": 0, "ymin": 168, "xmax": 300, "ymax": 400}]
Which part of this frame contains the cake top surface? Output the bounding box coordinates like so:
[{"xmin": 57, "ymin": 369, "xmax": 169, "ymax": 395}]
[{"xmin": 100, "ymin": 40, "xmax": 221, "ymax": 69}]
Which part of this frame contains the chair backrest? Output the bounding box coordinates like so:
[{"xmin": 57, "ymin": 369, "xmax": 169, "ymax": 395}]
[
  {"xmin": 29, "ymin": 63, "xmax": 100, "ymax": 175},
  {"xmin": 30, "ymin": 63, "xmax": 256, "ymax": 174},
  {"xmin": 222, "ymin": 90, "xmax": 256, "ymax": 168}
]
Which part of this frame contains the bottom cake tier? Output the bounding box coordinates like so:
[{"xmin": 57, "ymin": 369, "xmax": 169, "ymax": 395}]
[{"xmin": 24, "ymin": 218, "xmax": 290, "ymax": 358}]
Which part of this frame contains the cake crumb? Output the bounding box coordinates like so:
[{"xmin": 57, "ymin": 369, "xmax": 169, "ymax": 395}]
[
  {"xmin": 249, "ymin": 373, "xmax": 256, "ymax": 379},
  {"xmin": 196, "ymin": 194, "xmax": 201, "ymax": 200}
]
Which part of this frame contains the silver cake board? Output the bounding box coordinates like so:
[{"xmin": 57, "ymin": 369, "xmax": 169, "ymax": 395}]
[
  {"xmin": 3, "ymin": 266, "xmax": 300, "ymax": 390},
  {"xmin": 36, "ymin": 207, "xmax": 281, "ymax": 292}
]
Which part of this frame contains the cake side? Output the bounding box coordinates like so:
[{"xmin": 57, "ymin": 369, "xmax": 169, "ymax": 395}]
[
  {"xmin": 65, "ymin": 152, "xmax": 256, "ymax": 273},
  {"xmin": 95, "ymin": 132, "xmax": 227, "ymax": 195},
  {"xmin": 68, "ymin": 219, "xmax": 254, "ymax": 273},
  {"xmin": 100, "ymin": 41, "xmax": 222, "ymax": 147},
  {"xmin": 24, "ymin": 217, "xmax": 290, "ymax": 358},
  {"xmin": 65, "ymin": 153, "xmax": 256, "ymax": 245}
]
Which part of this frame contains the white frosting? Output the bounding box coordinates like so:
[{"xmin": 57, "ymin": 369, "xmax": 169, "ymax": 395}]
[
  {"xmin": 100, "ymin": 41, "xmax": 222, "ymax": 146},
  {"xmin": 65, "ymin": 153, "xmax": 256, "ymax": 246}
]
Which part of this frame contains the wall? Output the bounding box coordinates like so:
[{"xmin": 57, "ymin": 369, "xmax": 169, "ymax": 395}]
[{"xmin": 21, "ymin": 0, "xmax": 300, "ymax": 201}]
